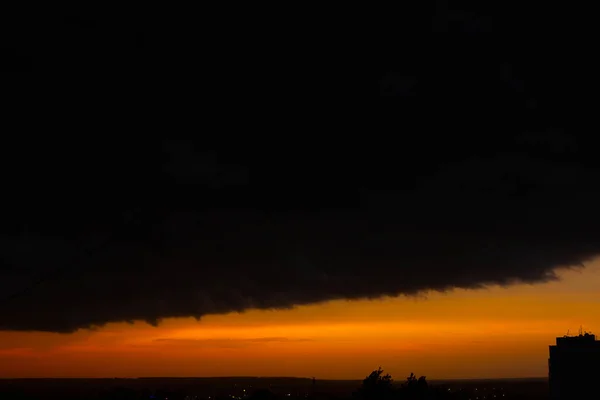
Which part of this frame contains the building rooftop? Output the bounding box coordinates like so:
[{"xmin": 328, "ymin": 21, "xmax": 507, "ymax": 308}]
[{"xmin": 552, "ymin": 332, "xmax": 600, "ymax": 349}]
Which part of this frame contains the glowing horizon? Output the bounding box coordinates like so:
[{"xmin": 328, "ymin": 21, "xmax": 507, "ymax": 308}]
[{"xmin": 1, "ymin": 260, "xmax": 599, "ymax": 380}]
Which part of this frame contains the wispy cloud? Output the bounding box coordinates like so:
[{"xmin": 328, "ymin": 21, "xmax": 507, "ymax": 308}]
[
  {"xmin": 152, "ymin": 337, "xmax": 313, "ymax": 348},
  {"xmin": 0, "ymin": 347, "xmax": 36, "ymax": 356}
]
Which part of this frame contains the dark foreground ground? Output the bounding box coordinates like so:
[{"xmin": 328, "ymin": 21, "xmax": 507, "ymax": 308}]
[{"xmin": 0, "ymin": 377, "xmax": 548, "ymax": 399}]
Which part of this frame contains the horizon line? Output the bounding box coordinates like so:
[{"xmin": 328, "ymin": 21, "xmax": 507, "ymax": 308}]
[{"xmin": 0, "ymin": 376, "xmax": 549, "ymax": 381}]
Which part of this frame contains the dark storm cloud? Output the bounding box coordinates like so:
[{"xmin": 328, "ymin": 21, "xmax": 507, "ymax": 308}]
[
  {"xmin": 2, "ymin": 135, "xmax": 600, "ymax": 333},
  {"xmin": 2, "ymin": 4, "xmax": 599, "ymax": 332}
]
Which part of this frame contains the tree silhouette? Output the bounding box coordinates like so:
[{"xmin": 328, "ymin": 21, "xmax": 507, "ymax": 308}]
[
  {"xmin": 400, "ymin": 373, "xmax": 428, "ymax": 399},
  {"xmin": 354, "ymin": 368, "xmax": 435, "ymax": 400},
  {"xmin": 354, "ymin": 367, "xmax": 395, "ymax": 400}
]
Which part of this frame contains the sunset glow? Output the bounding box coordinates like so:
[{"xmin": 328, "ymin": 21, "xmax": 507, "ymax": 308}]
[{"xmin": 2, "ymin": 260, "xmax": 598, "ymax": 380}]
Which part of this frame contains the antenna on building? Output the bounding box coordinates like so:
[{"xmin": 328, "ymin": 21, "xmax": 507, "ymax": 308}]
[
  {"xmin": 566, "ymin": 329, "xmax": 570, "ymax": 337},
  {"xmin": 579, "ymin": 325, "xmax": 583, "ymax": 336}
]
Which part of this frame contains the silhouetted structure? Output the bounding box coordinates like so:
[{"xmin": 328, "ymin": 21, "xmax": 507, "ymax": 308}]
[
  {"xmin": 354, "ymin": 367, "xmax": 395, "ymax": 400},
  {"xmin": 354, "ymin": 369, "xmax": 434, "ymax": 400},
  {"xmin": 549, "ymin": 330, "xmax": 600, "ymax": 399}
]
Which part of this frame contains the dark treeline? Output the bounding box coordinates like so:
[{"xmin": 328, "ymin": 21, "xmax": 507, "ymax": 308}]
[
  {"xmin": 86, "ymin": 369, "xmax": 545, "ymax": 399},
  {"xmin": 1, "ymin": 369, "xmax": 546, "ymax": 399},
  {"xmin": 353, "ymin": 368, "xmax": 434, "ymax": 400}
]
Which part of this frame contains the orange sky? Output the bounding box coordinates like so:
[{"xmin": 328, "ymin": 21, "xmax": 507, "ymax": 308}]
[{"xmin": 1, "ymin": 259, "xmax": 599, "ymax": 380}]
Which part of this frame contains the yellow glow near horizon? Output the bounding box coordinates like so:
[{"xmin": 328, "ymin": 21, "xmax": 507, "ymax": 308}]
[{"xmin": 1, "ymin": 260, "xmax": 599, "ymax": 379}]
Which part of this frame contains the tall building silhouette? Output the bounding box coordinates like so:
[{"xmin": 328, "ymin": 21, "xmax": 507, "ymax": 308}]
[{"xmin": 548, "ymin": 330, "xmax": 600, "ymax": 399}]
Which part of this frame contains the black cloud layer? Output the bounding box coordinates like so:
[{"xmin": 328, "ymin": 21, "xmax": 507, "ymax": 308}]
[{"xmin": 1, "ymin": 3, "xmax": 598, "ymax": 332}]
